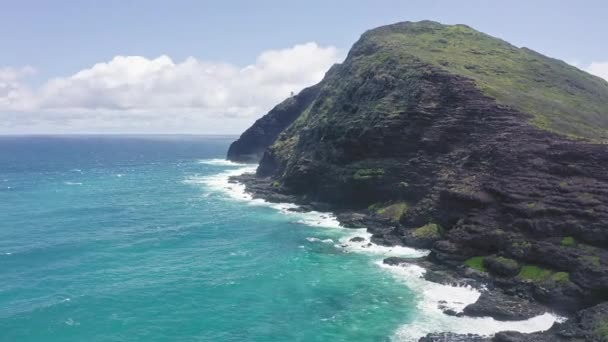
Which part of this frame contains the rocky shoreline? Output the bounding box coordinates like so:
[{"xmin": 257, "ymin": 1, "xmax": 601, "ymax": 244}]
[{"xmin": 230, "ymin": 172, "xmax": 608, "ymax": 341}]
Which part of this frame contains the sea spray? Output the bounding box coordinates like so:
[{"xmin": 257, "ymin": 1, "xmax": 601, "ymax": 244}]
[{"xmin": 378, "ymin": 262, "xmax": 563, "ymax": 340}]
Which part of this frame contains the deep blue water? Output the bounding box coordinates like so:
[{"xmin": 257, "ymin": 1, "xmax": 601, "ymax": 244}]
[{"xmin": 0, "ymin": 136, "xmax": 420, "ymax": 341}]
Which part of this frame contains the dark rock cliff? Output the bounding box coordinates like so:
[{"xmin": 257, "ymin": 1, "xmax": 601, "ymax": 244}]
[
  {"xmin": 226, "ymin": 83, "xmax": 322, "ymax": 162},
  {"xmin": 227, "ymin": 21, "xmax": 608, "ymax": 340}
]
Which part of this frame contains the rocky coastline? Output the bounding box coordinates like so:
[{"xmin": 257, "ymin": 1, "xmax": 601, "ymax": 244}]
[
  {"xmin": 230, "ymin": 172, "xmax": 608, "ymax": 341},
  {"xmin": 226, "ymin": 21, "xmax": 608, "ymax": 341}
]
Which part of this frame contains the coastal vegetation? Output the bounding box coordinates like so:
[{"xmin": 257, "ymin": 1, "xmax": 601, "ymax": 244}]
[{"xmin": 464, "ymin": 256, "xmax": 486, "ymax": 272}]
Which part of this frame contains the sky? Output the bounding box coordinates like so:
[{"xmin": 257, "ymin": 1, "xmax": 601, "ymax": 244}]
[{"xmin": 0, "ymin": 0, "xmax": 607, "ymax": 134}]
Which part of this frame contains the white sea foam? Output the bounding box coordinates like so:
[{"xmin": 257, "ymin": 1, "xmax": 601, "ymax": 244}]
[
  {"xmin": 197, "ymin": 158, "xmax": 247, "ymax": 167},
  {"xmin": 306, "ymin": 237, "xmax": 334, "ymax": 244},
  {"xmin": 186, "ymin": 164, "xmax": 345, "ymax": 229},
  {"xmin": 64, "ymin": 181, "xmax": 83, "ymax": 186},
  {"xmin": 336, "ymin": 230, "xmax": 430, "ymax": 258},
  {"xmin": 378, "ymin": 261, "xmax": 563, "ymax": 341},
  {"xmin": 229, "ymin": 250, "xmax": 249, "ymax": 257},
  {"xmin": 64, "ymin": 318, "xmax": 80, "ymax": 326},
  {"xmin": 191, "ymin": 163, "xmax": 564, "ymax": 340},
  {"xmin": 185, "ymin": 164, "xmax": 255, "ymax": 200}
]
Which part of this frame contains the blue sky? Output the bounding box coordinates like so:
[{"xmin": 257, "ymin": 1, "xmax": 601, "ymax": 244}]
[{"xmin": 0, "ymin": 0, "xmax": 607, "ymax": 133}]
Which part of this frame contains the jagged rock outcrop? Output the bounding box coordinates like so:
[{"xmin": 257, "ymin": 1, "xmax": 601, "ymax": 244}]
[
  {"xmin": 228, "ymin": 20, "xmax": 608, "ymax": 339},
  {"xmin": 493, "ymin": 302, "xmax": 608, "ymax": 341},
  {"xmin": 422, "ymin": 302, "xmax": 608, "ymax": 341},
  {"xmin": 226, "ymin": 83, "xmax": 322, "ymax": 162}
]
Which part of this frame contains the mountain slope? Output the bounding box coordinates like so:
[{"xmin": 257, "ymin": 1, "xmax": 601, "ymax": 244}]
[
  {"xmin": 227, "ymin": 20, "xmax": 608, "ymax": 338},
  {"xmin": 359, "ymin": 21, "xmax": 608, "ymax": 140}
]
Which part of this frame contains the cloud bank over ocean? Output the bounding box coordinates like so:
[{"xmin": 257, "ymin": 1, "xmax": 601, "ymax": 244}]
[{"xmin": 0, "ymin": 43, "xmax": 342, "ymax": 134}]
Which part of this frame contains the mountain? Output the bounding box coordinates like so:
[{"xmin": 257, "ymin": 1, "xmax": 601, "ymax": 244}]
[{"xmin": 227, "ymin": 21, "xmax": 608, "ymax": 340}]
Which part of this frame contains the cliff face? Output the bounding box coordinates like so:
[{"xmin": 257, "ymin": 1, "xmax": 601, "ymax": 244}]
[
  {"xmin": 228, "ymin": 21, "xmax": 608, "ymax": 320},
  {"xmin": 226, "ymin": 83, "xmax": 322, "ymax": 163}
]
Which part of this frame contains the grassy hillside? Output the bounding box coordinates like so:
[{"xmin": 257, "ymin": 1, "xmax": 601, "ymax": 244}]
[{"xmin": 358, "ymin": 21, "xmax": 608, "ymax": 140}]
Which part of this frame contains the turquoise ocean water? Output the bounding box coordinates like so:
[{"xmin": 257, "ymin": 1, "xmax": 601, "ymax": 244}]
[{"xmin": 0, "ymin": 136, "xmax": 559, "ymax": 341}]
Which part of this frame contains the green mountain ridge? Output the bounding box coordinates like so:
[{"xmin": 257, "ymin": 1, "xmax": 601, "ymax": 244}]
[{"xmin": 355, "ymin": 21, "xmax": 608, "ymax": 140}]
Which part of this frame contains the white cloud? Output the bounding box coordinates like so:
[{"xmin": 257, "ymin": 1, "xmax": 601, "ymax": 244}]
[
  {"xmin": 0, "ymin": 42, "xmax": 342, "ymax": 133},
  {"xmin": 0, "ymin": 66, "xmax": 36, "ymax": 111},
  {"xmin": 586, "ymin": 61, "xmax": 608, "ymax": 81}
]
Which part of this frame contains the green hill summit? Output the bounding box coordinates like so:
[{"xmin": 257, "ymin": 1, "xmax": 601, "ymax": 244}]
[{"xmin": 356, "ymin": 21, "xmax": 608, "ymax": 140}]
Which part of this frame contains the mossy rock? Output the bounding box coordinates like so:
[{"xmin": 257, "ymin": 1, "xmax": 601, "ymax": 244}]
[
  {"xmin": 372, "ymin": 201, "xmax": 408, "ymax": 222},
  {"xmin": 595, "ymin": 319, "xmax": 608, "ymax": 340},
  {"xmin": 517, "ymin": 265, "xmax": 553, "ymax": 282},
  {"xmin": 484, "ymin": 256, "xmax": 520, "ymax": 277},
  {"xmin": 353, "ymin": 168, "xmax": 385, "ymax": 180},
  {"xmin": 550, "ymin": 272, "xmax": 570, "ymax": 282},
  {"xmin": 560, "ymin": 236, "xmax": 576, "ymax": 247},
  {"xmin": 580, "ymin": 255, "xmax": 602, "ymax": 268},
  {"xmin": 514, "ymin": 264, "xmax": 572, "ymax": 284},
  {"xmin": 464, "ymin": 256, "xmax": 486, "ymax": 272},
  {"xmin": 510, "ymin": 240, "xmax": 532, "ymax": 258},
  {"xmin": 412, "ymin": 223, "xmax": 442, "ymax": 239}
]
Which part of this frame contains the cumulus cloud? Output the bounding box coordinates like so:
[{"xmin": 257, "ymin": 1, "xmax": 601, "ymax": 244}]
[
  {"xmin": 0, "ymin": 66, "xmax": 36, "ymax": 111},
  {"xmin": 586, "ymin": 61, "xmax": 608, "ymax": 82},
  {"xmin": 0, "ymin": 42, "xmax": 342, "ymax": 133}
]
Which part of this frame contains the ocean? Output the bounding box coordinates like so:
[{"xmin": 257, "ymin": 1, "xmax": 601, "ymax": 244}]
[{"xmin": 0, "ymin": 135, "xmax": 559, "ymax": 341}]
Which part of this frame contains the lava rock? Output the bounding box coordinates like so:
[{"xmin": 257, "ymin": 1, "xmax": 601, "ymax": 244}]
[
  {"xmin": 419, "ymin": 332, "xmax": 490, "ymax": 342},
  {"xmin": 484, "ymin": 256, "xmax": 521, "ymax": 277},
  {"xmin": 463, "ymin": 290, "xmax": 546, "ymax": 321},
  {"xmin": 383, "ymin": 257, "xmax": 411, "ymax": 266}
]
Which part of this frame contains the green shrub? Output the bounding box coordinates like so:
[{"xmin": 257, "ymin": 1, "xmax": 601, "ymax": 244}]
[
  {"xmin": 550, "ymin": 272, "xmax": 570, "ymax": 282},
  {"xmin": 375, "ymin": 202, "xmax": 408, "ymax": 222},
  {"xmin": 412, "ymin": 223, "xmax": 441, "ymax": 239},
  {"xmin": 353, "ymin": 168, "xmax": 385, "ymax": 180},
  {"xmin": 560, "ymin": 236, "xmax": 576, "ymax": 247},
  {"xmin": 517, "ymin": 265, "xmax": 553, "ymax": 281},
  {"xmin": 464, "ymin": 256, "xmax": 486, "ymax": 272}
]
